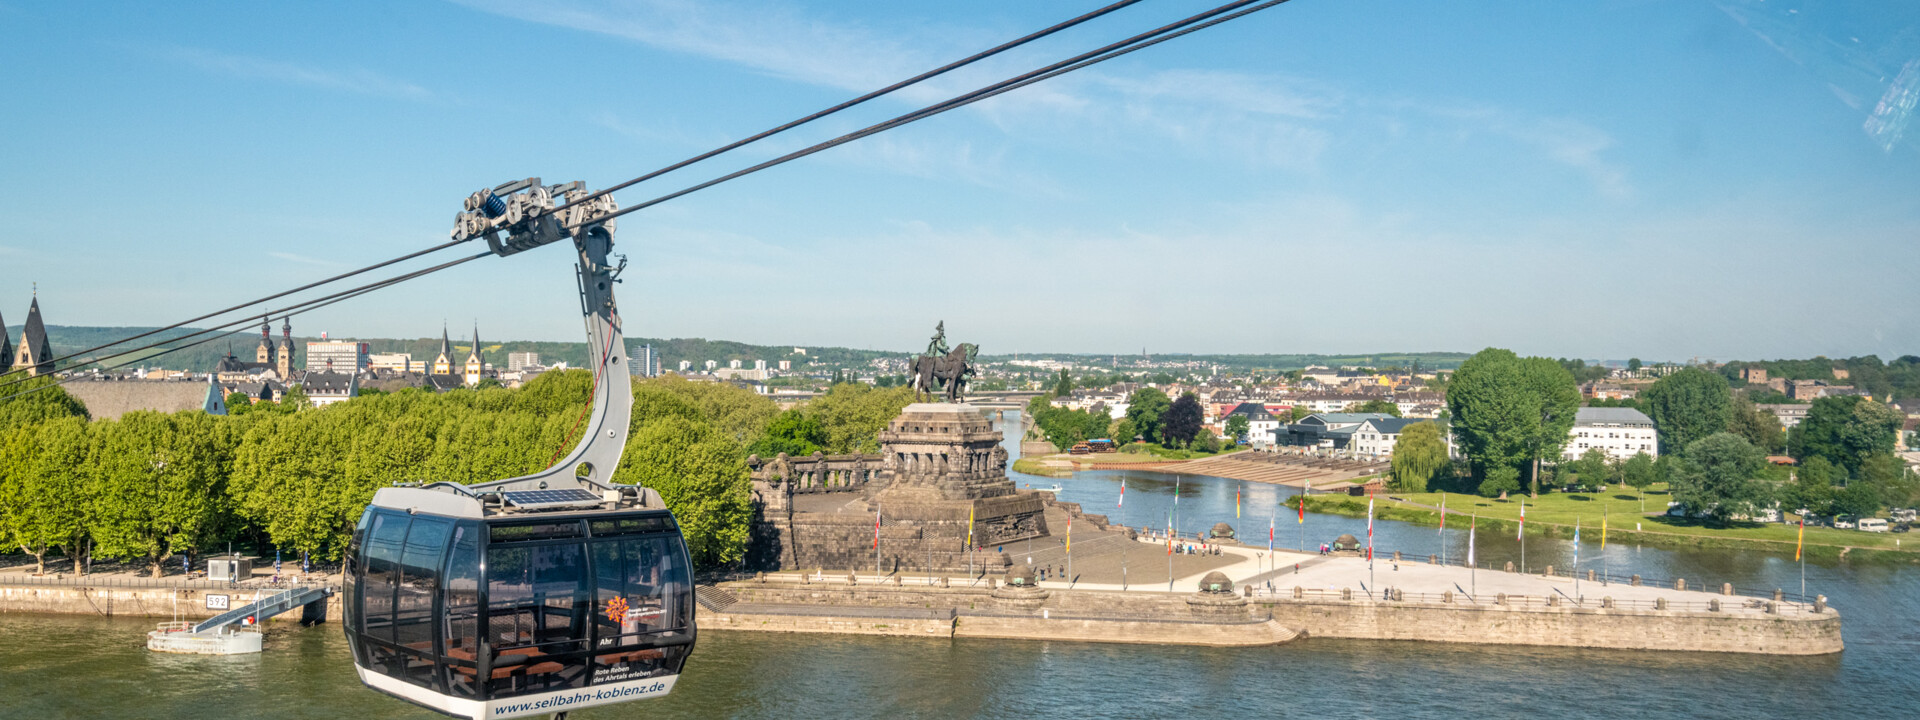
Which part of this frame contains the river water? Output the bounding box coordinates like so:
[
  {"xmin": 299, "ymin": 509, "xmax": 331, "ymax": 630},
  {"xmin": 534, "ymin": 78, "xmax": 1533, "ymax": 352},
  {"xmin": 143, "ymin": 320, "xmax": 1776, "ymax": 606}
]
[{"xmin": 4, "ymin": 411, "xmax": 1916, "ymax": 718}]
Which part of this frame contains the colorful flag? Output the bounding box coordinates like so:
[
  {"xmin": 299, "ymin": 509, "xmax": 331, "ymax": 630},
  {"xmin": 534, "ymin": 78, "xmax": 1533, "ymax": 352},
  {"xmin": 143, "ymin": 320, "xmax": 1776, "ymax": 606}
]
[
  {"xmin": 1518, "ymin": 498, "xmax": 1525, "ymax": 540},
  {"xmin": 1236, "ymin": 483, "xmax": 1242, "ymax": 518},
  {"xmin": 965, "ymin": 504, "xmax": 975, "ymax": 551},
  {"xmin": 1174, "ymin": 478, "xmax": 1180, "ymax": 506},
  {"xmin": 1601, "ymin": 507, "xmax": 1608, "ymax": 550},
  {"xmin": 1366, "ymin": 496, "xmax": 1375, "ymax": 561},
  {"xmin": 1439, "ymin": 493, "xmax": 1447, "ymax": 534},
  {"xmin": 873, "ymin": 507, "xmax": 881, "ymax": 550},
  {"xmin": 1066, "ymin": 516, "xmax": 1072, "ymax": 554},
  {"xmin": 1572, "ymin": 518, "xmax": 1581, "ymax": 569},
  {"xmin": 1796, "ymin": 516, "xmax": 1804, "ymax": 561},
  {"xmin": 1297, "ymin": 493, "xmax": 1306, "ymax": 524},
  {"xmin": 1166, "ymin": 512, "xmax": 1174, "ymax": 556},
  {"xmin": 1117, "ymin": 478, "xmax": 1125, "ymax": 509},
  {"xmin": 1268, "ymin": 513, "xmax": 1275, "ymax": 553},
  {"xmin": 1467, "ymin": 514, "xmax": 1476, "ymax": 567}
]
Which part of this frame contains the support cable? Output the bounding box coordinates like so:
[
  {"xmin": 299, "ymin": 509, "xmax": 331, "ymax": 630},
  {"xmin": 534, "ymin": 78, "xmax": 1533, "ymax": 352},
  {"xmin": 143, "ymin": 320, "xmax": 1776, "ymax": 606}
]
[
  {"xmin": 565, "ymin": 0, "xmax": 1149, "ymax": 211},
  {"xmin": 0, "ymin": 239, "xmax": 469, "ymax": 382},
  {"xmin": 9, "ymin": 2, "xmax": 1148, "ymax": 380},
  {"xmin": 0, "ymin": 252, "xmax": 490, "ymax": 400}
]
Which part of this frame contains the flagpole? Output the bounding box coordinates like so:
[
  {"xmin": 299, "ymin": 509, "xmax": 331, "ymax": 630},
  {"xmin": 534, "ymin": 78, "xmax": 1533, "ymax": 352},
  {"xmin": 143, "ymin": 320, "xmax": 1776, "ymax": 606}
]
[
  {"xmin": 1519, "ymin": 498, "xmax": 1526, "ymax": 574},
  {"xmin": 875, "ymin": 503, "xmax": 883, "ymax": 578},
  {"xmin": 1468, "ymin": 512, "xmax": 1477, "ymax": 597},
  {"xmin": 1439, "ymin": 492, "xmax": 1448, "ymax": 567}
]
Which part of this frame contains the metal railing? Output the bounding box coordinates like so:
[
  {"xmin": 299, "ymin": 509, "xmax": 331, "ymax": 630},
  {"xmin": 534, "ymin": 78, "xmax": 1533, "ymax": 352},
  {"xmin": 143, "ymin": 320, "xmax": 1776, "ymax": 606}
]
[
  {"xmin": 1310, "ymin": 545, "xmax": 1818, "ymax": 607},
  {"xmin": 0, "ymin": 573, "xmax": 339, "ymax": 592},
  {"xmin": 1246, "ymin": 585, "xmax": 1823, "ymax": 615}
]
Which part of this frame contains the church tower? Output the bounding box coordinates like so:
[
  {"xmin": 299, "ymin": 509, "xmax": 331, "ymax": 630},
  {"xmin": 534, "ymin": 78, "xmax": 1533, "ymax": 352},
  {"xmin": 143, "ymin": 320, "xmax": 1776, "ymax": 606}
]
[
  {"xmin": 431, "ymin": 325, "xmax": 454, "ymax": 376},
  {"xmin": 255, "ymin": 316, "xmax": 276, "ymax": 366},
  {"xmin": 277, "ymin": 317, "xmax": 295, "ymax": 377},
  {"xmin": 15, "ymin": 295, "xmax": 54, "ymax": 376},
  {"xmin": 0, "ymin": 306, "xmax": 12, "ymax": 375},
  {"xmin": 463, "ymin": 325, "xmax": 484, "ymax": 386}
]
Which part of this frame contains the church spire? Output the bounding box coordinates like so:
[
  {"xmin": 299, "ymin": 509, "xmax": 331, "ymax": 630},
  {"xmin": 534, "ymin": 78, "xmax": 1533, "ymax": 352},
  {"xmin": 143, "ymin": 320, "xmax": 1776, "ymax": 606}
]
[
  {"xmin": 467, "ymin": 324, "xmax": 482, "ymax": 364},
  {"xmin": 0, "ymin": 306, "xmax": 12, "ymax": 375},
  {"xmin": 17, "ymin": 295, "xmax": 54, "ymax": 376}
]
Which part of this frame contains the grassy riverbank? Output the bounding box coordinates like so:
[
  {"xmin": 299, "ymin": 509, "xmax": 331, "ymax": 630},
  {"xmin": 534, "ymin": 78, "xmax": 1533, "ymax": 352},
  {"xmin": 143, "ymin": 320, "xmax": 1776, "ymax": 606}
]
[
  {"xmin": 1302, "ymin": 487, "xmax": 1920, "ymax": 565},
  {"xmin": 1011, "ymin": 458, "xmax": 1071, "ymax": 478}
]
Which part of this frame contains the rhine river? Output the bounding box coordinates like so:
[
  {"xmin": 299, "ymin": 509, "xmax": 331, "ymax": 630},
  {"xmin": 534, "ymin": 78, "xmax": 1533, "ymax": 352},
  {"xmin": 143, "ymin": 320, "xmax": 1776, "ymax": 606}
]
[{"xmin": 4, "ymin": 411, "xmax": 1917, "ymax": 718}]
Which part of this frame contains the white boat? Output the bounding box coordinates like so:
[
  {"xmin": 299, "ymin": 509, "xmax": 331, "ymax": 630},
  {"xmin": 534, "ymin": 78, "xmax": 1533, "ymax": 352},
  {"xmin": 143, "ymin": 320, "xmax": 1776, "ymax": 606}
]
[{"xmin": 147, "ymin": 621, "xmax": 263, "ymax": 655}]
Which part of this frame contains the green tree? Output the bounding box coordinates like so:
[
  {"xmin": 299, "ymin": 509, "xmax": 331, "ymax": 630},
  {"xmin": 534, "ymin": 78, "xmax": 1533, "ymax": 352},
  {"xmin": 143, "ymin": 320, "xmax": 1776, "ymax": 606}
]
[
  {"xmin": 1125, "ymin": 388, "xmax": 1171, "ymax": 444},
  {"xmin": 639, "ymin": 375, "xmax": 780, "ymax": 445},
  {"xmin": 0, "ymin": 376, "xmax": 90, "ymax": 432},
  {"xmin": 747, "ymin": 409, "xmax": 825, "ymax": 458},
  {"xmin": 1790, "ymin": 395, "xmax": 1902, "ymax": 475},
  {"xmin": 616, "ymin": 413, "xmax": 752, "ymax": 567},
  {"xmin": 1783, "ymin": 456, "xmax": 1838, "ymax": 515},
  {"xmin": 474, "ymin": 377, "xmax": 505, "ymax": 390},
  {"xmin": 1343, "ymin": 399, "xmax": 1402, "ymax": 417},
  {"xmin": 1628, "ymin": 358, "xmax": 1642, "ymax": 373},
  {"xmin": 0, "ymin": 418, "xmax": 94, "ymax": 573},
  {"xmin": 1572, "ymin": 448, "xmax": 1610, "ymax": 487},
  {"xmin": 1388, "ymin": 421, "xmax": 1448, "ymax": 493},
  {"xmin": 1622, "ymin": 452, "xmax": 1656, "ymax": 489},
  {"xmin": 1288, "ymin": 405, "xmax": 1314, "ymax": 422},
  {"xmin": 1641, "ymin": 367, "xmax": 1733, "ymax": 456},
  {"xmin": 1478, "ymin": 465, "xmax": 1521, "ymax": 498},
  {"xmin": 91, "ymin": 411, "xmax": 234, "ymax": 576},
  {"xmin": 1667, "ymin": 432, "xmax": 1769, "ymax": 525},
  {"xmin": 1224, "ymin": 414, "xmax": 1250, "ymax": 443},
  {"xmin": 275, "ymin": 384, "xmax": 309, "ymax": 413},
  {"xmin": 1113, "ymin": 417, "xmax": 1138, "ymax": 444},
  {"xmin": 801, "ymin": 382, "xmax": 914, "ymax": 453},
  {"xmin": 225, "ymin": 392, "xmax": 254, "ymax": 416},
  {"xmin": 1447, "ymin": 348, "xmax": 1577, "ymax": 495},
  {"xmin": 1162, "ymin": 393, "xmax": 1203, "ymax": 447},
  {"xmin": 1726, "ymin": 396, "xmax": 1786, "ymax": 454},
  {"xmin": 1052, "ymin": 369, "xmax": 1073, "ymax": 397}
]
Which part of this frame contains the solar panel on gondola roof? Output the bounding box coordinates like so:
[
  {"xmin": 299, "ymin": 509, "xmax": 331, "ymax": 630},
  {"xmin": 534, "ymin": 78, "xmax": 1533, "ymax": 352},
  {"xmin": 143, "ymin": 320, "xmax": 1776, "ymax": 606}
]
[{"xmin": 502, "ymin": 488, "xmax": 602, "ymax": 507}]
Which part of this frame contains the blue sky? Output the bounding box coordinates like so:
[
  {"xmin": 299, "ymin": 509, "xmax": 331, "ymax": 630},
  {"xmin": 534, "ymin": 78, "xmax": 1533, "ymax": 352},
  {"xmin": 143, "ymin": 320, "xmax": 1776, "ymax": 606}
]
[{"xmin": 1, "ymin": 0, "xmax": 1915, "ymax": 362}]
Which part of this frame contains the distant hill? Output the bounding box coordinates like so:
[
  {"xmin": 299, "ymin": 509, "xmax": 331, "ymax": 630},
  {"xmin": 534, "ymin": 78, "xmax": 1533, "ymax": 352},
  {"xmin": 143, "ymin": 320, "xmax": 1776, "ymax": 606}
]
[
  {"xmin": 981, "ymin": 352, "xmax": 1476, "ymax": 372},
  {"xmin": 9, "ymin": 325, "xmax": 903, "ymax": 375}
]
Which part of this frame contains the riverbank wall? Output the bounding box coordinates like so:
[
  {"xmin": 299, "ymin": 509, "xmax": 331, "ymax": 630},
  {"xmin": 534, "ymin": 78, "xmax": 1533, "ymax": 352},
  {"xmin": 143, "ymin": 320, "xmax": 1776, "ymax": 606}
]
[
  {"xmin": 0, "ymin": 580, "xmax": 340, "ymax": 623},
  {"xmin": 1259, "ymin": 595, "xmax": 1840, "ymax": 655},
  {"xmin": 706, "ymin": 572, "xmax": 1840, "ymax": 655},
  {"xmin": 703, "ymin": 579, "xmax": 1299, "ymax": 647}
]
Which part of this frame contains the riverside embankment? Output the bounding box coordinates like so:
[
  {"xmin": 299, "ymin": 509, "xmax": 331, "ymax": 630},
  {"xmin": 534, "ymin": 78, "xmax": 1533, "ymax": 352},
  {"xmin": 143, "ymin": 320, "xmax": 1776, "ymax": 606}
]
[
  {"xmin": 705, "ymin": 554, "xmax": 1841, "ymax": 655},
  {"xmin": 0, "ymin": 575, "xmax": 341, "ymax": 622}
]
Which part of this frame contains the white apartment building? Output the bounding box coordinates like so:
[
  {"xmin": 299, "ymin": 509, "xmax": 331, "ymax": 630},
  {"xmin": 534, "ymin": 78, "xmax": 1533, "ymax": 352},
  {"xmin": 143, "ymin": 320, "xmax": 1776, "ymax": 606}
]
[
  {"xmin": 1564, "ymin": 407, "xmax": 1659, "ymax": 461},
  {"xmin": 305, "ymin": 341, "xmax": 369, "ymax": 373},
  {"xmin": 368, "ymin": 352, "xmax": 413, "ymax": 372},
  {"xmin": 507, "ymin": 352, "xmax": 541, "ymax": 372}
]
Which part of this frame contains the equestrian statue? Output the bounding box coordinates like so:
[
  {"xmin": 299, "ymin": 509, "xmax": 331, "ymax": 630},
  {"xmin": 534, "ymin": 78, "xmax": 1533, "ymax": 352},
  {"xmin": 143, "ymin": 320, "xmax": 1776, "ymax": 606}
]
[{"xmin": 909, "ymin": 321, "xmax": 977, "ymax": 403}]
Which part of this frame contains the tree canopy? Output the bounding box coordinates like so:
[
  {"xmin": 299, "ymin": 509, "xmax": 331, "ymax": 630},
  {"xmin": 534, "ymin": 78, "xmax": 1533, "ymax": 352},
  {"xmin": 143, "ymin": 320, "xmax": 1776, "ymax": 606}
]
[
  {"xmin": 1667, "ymin": 432, "xmax": 1769, "ymax": 525},
  {"xmin": 1445, "ymin": 348, "xmax": 1578, "ymax": 493},
  {"xmin": 1343, "ymin": 399, "xmax": 1401, "ymax": 417},
  {"xmin": 1162, "ymin": 393, "xmax": 1204, "ymax": 447},
  {"xmin": 1641, "ymin": 367, "xmax": 1733, "ymax": 456},
  {"xmin": 1125, "ymin": 388, "xmax": 1171, "ymax": 445},
  {"xmin": 1790, "ymin": 395, "xmax": 1902, "ymax": 475},
  {"xmin": 1388, "ymin": 421, "xmax": 1448, "ymax": 492}
]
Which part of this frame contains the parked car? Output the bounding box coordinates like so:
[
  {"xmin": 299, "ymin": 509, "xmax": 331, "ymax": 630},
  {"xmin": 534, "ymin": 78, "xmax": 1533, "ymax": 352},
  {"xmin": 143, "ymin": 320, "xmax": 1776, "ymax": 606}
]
[
  {"xmin": 1891, "ymin": 508, "xmax": 1918, "ymax": 523},
  {"xmin": 1893, "ymin": 523, "xmax": 1912, "ymax": 534},
  {"xmin": 1833, "ymin": 517, "xmax": 1857, "ymax": 529},
  {"xmin": 1858, "ymin": 518, "xmax": 1889, "ymax": 532}
]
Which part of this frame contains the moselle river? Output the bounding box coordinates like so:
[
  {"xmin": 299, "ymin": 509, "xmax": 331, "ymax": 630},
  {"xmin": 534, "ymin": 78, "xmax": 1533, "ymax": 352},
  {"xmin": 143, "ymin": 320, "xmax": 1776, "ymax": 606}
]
[{"xmin": 6, "ymin": 414, "xmax": 1917, "ymax": 718}]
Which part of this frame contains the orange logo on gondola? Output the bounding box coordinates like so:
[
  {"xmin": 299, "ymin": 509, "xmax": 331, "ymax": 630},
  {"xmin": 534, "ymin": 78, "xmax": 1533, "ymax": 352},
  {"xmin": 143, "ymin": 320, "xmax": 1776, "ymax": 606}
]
[{"xmin": 604, "ymin": 596, "xmax": 629, "ymax": 623}]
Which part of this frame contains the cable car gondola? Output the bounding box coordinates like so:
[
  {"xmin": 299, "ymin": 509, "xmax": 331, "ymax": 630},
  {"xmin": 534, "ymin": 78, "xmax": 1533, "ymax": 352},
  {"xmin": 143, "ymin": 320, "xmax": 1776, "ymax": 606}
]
[{"xmin": 344, "ymin": 181, "xmax": 694, "ymax": 719}]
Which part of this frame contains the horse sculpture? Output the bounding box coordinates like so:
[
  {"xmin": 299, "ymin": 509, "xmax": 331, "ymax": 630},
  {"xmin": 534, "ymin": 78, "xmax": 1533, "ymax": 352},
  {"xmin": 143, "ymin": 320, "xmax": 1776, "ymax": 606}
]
[{"xmin": 909, "ymin": 342, "xmax": 977, "ymax": 403}]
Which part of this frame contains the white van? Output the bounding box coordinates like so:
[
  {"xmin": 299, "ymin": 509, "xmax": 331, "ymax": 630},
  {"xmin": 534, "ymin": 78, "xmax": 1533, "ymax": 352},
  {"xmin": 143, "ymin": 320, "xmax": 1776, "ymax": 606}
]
[{"xmin": 1859, "ymin": 518, "xmax": 1889, "ymax": 533}]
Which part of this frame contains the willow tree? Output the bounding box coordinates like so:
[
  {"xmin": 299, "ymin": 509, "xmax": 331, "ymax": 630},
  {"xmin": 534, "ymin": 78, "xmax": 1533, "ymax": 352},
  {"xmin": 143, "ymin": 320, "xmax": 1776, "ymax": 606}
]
[{"xmin": 1388, "ymin": 421, "xmax": 1448, "ymax": 492}]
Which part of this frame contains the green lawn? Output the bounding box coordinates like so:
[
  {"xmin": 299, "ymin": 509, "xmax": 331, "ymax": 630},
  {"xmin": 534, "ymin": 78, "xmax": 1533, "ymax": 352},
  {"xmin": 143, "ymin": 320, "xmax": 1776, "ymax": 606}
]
[{"xmin": 1304, "ymin": 484, "xmax": 1918, "ymax": 560}]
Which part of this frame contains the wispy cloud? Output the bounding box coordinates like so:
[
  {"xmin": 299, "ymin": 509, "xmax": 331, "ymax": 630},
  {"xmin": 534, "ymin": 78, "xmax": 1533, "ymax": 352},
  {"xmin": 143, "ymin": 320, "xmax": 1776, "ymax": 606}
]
[
  {"xmin": 161, "ymin": 46, "xmax": 438, "ymax": 102},
  {"xmin": 453, "ymin": 0, "xmax": 924, "ymax": 94}
]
